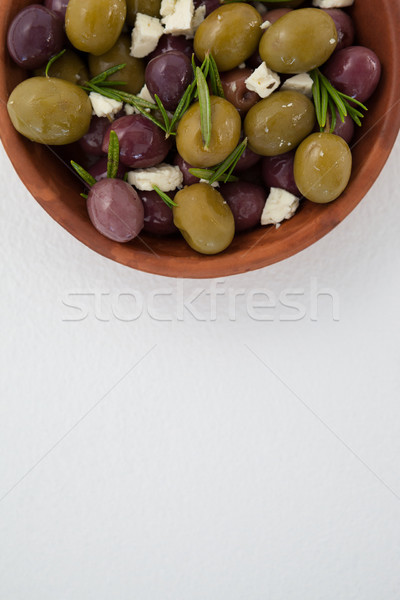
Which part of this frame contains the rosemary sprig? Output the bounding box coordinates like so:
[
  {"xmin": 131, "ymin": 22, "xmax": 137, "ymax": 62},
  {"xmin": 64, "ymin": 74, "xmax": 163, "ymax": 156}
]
[
  {"xmin": 189, "ymin": 169, "xmax": 238, "ymax": 183},
  {"xmin": 208, "ymin": 54, "xmax": 225, "ymax": 98},
  {"xmin": 107, "ymin": 131, "xmax": 120, "ymax": 179},
  {"xmin": 310, "ymin": 68, "xmax": 368, "ymax": 131},
  {"xmin": 70, "ymin": 161, "xmax": 97, "ymax": 188},
  {"xmin": 189, "ymin": 138, "xmax": 248, "ymax": 185},
  {"xmin": 90, "ymin": 63, "xmax": 126, "ymax": 85},
  {"xmin": 152, "ymin": 186, "xmax": 177, "ymax": 208},
  {"xmin": 71, "ymin": 129, "xmax": 122, "ymax": 189},
  {"xmin": 45, "ymin": 49, "xmax": 66, "ymax": 77},
  {"xmin": 196, "ymin": 67, "xmax": 212, "ymax": 149}
]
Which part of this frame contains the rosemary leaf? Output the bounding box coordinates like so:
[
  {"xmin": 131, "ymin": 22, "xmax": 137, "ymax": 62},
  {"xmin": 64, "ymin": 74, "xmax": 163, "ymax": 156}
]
[
  {"xmin": 169, "ymin": 80, "xmax": 197, "ymax": 133},
  {"xmin": 339, "ymin": 93, "xmax": 368, "ymax": 111},
  {"xmin": 188, "ymin": 168, "xmax": 238, "ymax": 183},
  {"xmin": 87, "ymin": 82, "xmax": 124, "ymax": 101},
  {"xmin": 196, "ymin": 66, "xmax": 212, "ymax": 149},
  {"xmin": 208, "ymin": 54, "xmax": 225, "ymax": 98},
  {"xmin": 45, "ymin": 49, "xmax": 66, "ymax": 77},
  {"xmin": 80, "ymin": 193, "xmax": 89, "ymax": 200},
  {"xmin": 90, "ymin": 63, "xmax": 126, "ymax": 85},
  {"xmin": 152, "ymin": 186, "xmax": 177, "ymax": 208},
  {"xmin": 208, "ymin": 138, "xmax": 248, "ymax": 185},
  {"xmin": 327, "ymin": 96, "xmax": 337, "ymax": 132},
  {"xmin": 154, "ymin": 94, "xmax": 171, "ymax": 132},
  {"xmin": 107, "ymin": 131, "xmax": 120, "ymax": 180},
  {"xmin": 311, "ymin": 70, "xmax": 322, "ymax": 127},
  {"xmin": 321, "ymin": 83, "xmax": 328, "ymax": 128},
  {"xmin": 71, "ymin": 161, "xmax": 97, "ymax": 188}
]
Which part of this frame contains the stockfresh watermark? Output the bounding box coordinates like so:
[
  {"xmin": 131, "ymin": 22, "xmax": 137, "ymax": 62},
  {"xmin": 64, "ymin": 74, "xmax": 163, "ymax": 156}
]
[{"xmin": 61, "ymin": 278, "xmax": 340, "ymax": 323}]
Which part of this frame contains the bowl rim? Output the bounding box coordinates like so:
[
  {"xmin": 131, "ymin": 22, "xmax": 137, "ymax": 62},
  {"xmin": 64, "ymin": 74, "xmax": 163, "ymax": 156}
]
[{"xmin": 1, "ymin": 0, "xmax": 400, "ymax": 279}]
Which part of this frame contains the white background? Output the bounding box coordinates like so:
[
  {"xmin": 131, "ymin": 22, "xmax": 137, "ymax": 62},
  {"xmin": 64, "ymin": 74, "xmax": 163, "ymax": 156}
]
[{"xmin": 1, "ymin": 134, "xmax": 400, "ymax": 599}]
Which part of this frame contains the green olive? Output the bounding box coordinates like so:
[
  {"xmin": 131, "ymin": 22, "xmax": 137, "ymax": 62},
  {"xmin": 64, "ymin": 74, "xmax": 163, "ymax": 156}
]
[
  {"xmin": 7, "ymin": 77, "xmax": 92, "ymax": 145},
  {"xmin": 66, "ymin": 0, "xmax": 127, "ymax": 56},
  {"xmin": 88, "ymin": 35, "xmax": 145, "ymax": 95},
  {"xmin": 294, "ymin": 132, "xmax": 352, "ymax": 203},
  {"xmin": 173, "ymin": 183, "xmax": 235, "ymax": 254},
  {"xmin": 176, "ymin": 96, "xmax": 241, "ymax": 168},
  {"xmin": 259, "ymin": 8, "xmax": 337, "ymax": 74},
  {"xmin": 126, "ymin": 0, "xmax": 161, "ymax": 26},
  {"xmin": 194, "ymin": 4, "xmax": 263, "ymax": 72},
  {"xmin": 244, "ymin": 91, "xmax": 315, "ymax": 156},
  {"xmin": 34, "ymin": 49, "xmax": 89, "ymax": 86}
]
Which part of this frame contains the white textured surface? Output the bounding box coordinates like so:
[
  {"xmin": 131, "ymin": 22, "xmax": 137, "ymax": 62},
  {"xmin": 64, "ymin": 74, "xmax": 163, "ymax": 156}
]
[{"xmin": 1, "ymin": 134, "xmax": 400, "ymax": 599}]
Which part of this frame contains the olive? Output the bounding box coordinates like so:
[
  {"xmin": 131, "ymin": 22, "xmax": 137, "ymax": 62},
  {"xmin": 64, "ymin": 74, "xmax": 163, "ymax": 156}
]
[
  {"xmin": 126, "ymin": 0, "xmax": 161, "ymax": 26},
  {"xmin": 7, "ymin": 77, "xmax": 92, "ymax": 145},
  {"xmin": 244, "ymin": 91, "xmax": 315, "ymax": 156},
  {"xmin": 259, "ymin": 8, "xmax": 337, "ymax": 74},
  {"xmin": 173, "ymin": 183, "xmax": 235, "ymax": 254},
  {"xmin": 176, "ymin": 96, "xmax": 241, "ymax": 168},
  {"xmin": 220, "ymin": 68, "xmax": 259, "ymax": 115},
  {"xmin": 293, "ymin": 132, "xmax": 352, "ymax": 203},
  {"xmin": 66, "ymin": 0, "xmax": 127, "ymax": 56},
  {"xmin": 34, "ymin": 49, "xmax": 89, "ymax": 86},
  {"xmin": 89, "ymin": 35, "xmax": 145, "ymax": 95},
  {"xmin": 194, "ymin": 4, "xmax": 263, "ymax": 72}
]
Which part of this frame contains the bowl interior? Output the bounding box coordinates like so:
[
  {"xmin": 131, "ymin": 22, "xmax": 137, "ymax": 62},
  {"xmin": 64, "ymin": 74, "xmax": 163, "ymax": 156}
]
[{"xmin": 0, "ymin": 0, "xmax": 399, "ymax": 278}]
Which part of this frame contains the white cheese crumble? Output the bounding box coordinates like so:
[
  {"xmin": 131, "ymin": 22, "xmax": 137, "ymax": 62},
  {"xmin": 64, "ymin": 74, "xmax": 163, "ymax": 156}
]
[
  {"xmin": 89, "ymin": 92, "xmax": 123, "ymax": 118},
  {"xmin": 260, "ymin": 20, "xmax": 272, "ymax": 30},
  {"xmin": 280, "ymin": 72, "xmax": 314, "ymax": 98},
  {"xmin": 245, "ymin": 62, "xmax": 280, "ymax": 98},
  {"xmin": 261, "ymin": 187, "xmax": 299, "ymax": 226},
  {"xmin": 125, "ymin": 84, "xmax": 154, "ymax": 115},
  {"xmin": 199, "ymin": 179, "xmax": 220, "ymax": 188},
  {"xmin": 128, "ymin": 163, "xmax": 184, "ymax": 192},
  {"xmin": 161, "ymin": 0, "xmax": 194, "ymax": 37},
  {"xmin": 312, "ymin": 0, "xmax": 354, "ymax": 7},
  {"xmin": 130, "ymin": 13, "xmax": 164, "ymax": 58}
]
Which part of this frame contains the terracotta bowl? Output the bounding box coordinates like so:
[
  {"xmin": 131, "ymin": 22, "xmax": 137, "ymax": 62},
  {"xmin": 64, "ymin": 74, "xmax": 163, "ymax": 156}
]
[{"xmin": 1, "ymin": 1, "xmax": 400, "ymax": 278}]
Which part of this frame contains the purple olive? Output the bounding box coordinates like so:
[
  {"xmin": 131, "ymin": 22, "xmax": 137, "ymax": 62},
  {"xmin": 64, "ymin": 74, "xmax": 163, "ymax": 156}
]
[
  {"xmin": 88, "ymin": 157, "xmax": 127, "ymax": 182},
  {"xmin": 148, "ymin": 34, "xmax": 194, "ymax": 61},
  {"xmin": 7, "ymin": 4, "xmax": 65, "ymax": 70},
  {"xmin": 44, "ymin": 0, "xmax": 69, "ymax": 21},
  {"xmin": 220, "ymin": 68, "xmax": 260, "ymax": 115},
  {"xmin": 79, "ymin": 117, "xmax": 109, "ymax": 157},
  {"xmin": 145, "ymin": 51, "xmax": 194, "ymax": 111},
  {"xmin": 220, "ymin": 181, "xmax": 266, "ymax": 232},
  {"xmin": 173, "ymin": 154, "xmax": 200, "ymax": 185},
  {"xmin": 323, "ymin": 46, "xmax": 382, "ymax": 103},
  {"xmin": 102, "ymin": 115, "xmax": 172, "ymax": 169},
  {"xmin": 87, "ymin": 179, "xmax": 144, "ymax": 242},
  {"xmin": 321, "ymin": 8, "xmax": 354, "ymax": 52},
  {"xmin": 261, "ymin": 151, "xmax": 300, "ymax": 197},
  {"xmin": 140, "ymin": 190, "xmax": 178, "ymax": 235}
]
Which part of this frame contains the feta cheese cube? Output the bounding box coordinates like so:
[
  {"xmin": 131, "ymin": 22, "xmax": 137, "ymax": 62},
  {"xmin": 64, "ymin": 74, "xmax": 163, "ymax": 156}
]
[
  {"xmin": 89, "ymin": 92, "xmax": 123, "ymax": 118},
  {"xmin": 312, "ymin": 0, "xmax": 353, "ymax": 7},
  {"xmin": 245, "ymin": 62, "xmax": 280, "ymax": 98},
  {"xmin": 199, "ymin": 179, "xmax": 220, "ymax": 188},
  {"xmin": 127, "ymin": 163, "xmax": 184, "ymax": 192},
  {"xmin": 260, "ymin": 20, "xmax": 271, "ymax": 30},
  {"xmin": 130, "ymin": 13, "xmax": 164, "ymax": 58},
  {"xmin": 187, "ymin": 5, "xmax": 206, "ymax": 38},
  {"xmin": 125, "ymin": 84, "xmax": 155, "ymax": 115},
  {"xmin": 161, "ymin": 0, "xmax": 194, "ymax": 36},
  {"xmin": 280, "ymin": 72, "xmax": 314, "ymax": 98},
  {"xmin": 261, "ymin": 187, "xmax": 299, "ymax": 226}
]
